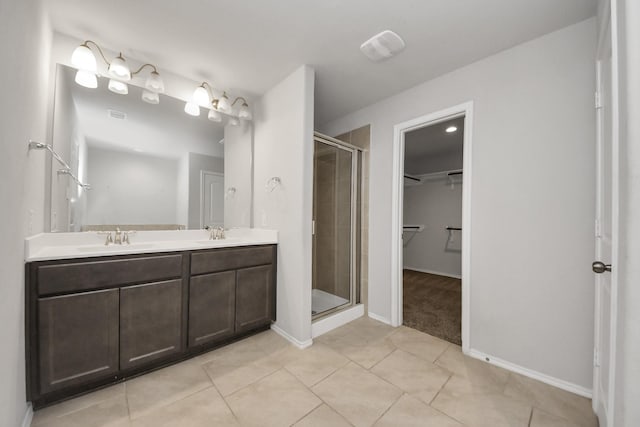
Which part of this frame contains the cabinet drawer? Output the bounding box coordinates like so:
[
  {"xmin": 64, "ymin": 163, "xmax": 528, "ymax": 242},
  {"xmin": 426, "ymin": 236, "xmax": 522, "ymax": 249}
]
[
  {"xmin": 191, "ymin": 246, "xmax": 274, "ymax": 275},
  {"xmin": 37, "ymin": 254, "xmax": 183, "ymax": 296}
]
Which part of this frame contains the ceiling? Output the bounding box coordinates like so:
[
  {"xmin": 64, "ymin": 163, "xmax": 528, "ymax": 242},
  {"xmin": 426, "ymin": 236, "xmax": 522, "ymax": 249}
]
[
  {"xmin": 45, "ymin": 0, "xmax": 596, "ymax": 125},
  {"xmin": 64, "ymin": 65, "xmax": 225, "ymax": 159}
]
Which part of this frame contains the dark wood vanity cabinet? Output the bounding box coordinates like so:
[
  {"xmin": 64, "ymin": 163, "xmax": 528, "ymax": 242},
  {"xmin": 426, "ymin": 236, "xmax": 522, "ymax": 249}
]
[
  {"xmin": 37, "ymin": 289, "xmax": 119, "ymax": 395},
  {"xmin": 26, "ymin": 244, "xmax": 276, "ymax": 408},
  {"xmin": 236, "ymin": 265, "xmax": 275, "ymax": 333},
  {"xmin": 187, "ymin": 245, "xmax": 276, "ymax": 349},
  {"xmin": 188, "ymin": 271, "xmax": 236, "ymax": 346},
  {"xmin": 120, "ymin": 279, "xmax": 184, "ymax": 369}
]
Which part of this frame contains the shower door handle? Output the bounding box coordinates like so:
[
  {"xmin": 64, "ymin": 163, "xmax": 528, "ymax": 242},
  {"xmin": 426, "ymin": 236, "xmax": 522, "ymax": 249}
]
[{"xmin": 592, "ymin": 261, "xmax": 611, "ymax": 274}]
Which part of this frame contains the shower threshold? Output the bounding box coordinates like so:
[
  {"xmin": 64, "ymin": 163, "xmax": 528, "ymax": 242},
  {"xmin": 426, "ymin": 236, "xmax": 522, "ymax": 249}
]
[{"xmin": 312, "ymin": 289, "xmax": 349, "ymax": 316}]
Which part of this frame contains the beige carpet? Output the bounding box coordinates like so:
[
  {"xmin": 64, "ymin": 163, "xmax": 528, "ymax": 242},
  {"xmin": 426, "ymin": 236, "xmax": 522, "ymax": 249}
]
[{"xmin": 403, "ymin": 269, "xmax": 461, "ymax": 345}]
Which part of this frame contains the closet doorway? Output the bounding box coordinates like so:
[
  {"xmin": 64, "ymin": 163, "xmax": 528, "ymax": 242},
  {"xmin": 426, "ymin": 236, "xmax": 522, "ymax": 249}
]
[
  {"xmin": 391, "ymin": 102, "xmax": 473, "ymax": 350},
  {"xmin": 403, "ymin": 117, "xmax": 464, "ymax": 344}
]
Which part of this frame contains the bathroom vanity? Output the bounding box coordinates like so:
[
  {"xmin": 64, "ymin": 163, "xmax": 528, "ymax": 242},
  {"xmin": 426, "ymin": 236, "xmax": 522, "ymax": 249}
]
[{"xmin": 24, "ymin": 230, "xmax": 277, "ymax": 408}]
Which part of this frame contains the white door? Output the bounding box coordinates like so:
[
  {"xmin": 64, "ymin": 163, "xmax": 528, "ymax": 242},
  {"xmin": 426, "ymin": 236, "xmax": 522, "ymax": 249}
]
[
  {"xmin": 592, "ymin": 3, "xmax": 618, "ymax": 426},
  {"xmin": 200, "ymin": 171, "xmax": 224, "ymax": 228}
]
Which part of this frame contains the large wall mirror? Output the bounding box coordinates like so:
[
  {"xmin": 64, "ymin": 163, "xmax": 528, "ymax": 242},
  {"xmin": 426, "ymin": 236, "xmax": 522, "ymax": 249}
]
[{"xmin": 49, "ymin": 64, "xmax": 251, "ymax": 232}]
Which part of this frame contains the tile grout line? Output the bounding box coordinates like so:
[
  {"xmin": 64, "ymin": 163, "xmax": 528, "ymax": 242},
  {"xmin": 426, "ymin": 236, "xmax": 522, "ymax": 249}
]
[
  {"xmin": 433, "ymin": 342, "xmax": 452, "ymax": 364},
  {"xmin": 429, "ymin": 401, "xmax": 469, "ymax": 426},
  {"xmin": 428, "ymin": 373, "xmax": 452, "ymax": 405},
  {"xmin": 370, "ymin": 391, "xmax": 405, "ymax": 425}
]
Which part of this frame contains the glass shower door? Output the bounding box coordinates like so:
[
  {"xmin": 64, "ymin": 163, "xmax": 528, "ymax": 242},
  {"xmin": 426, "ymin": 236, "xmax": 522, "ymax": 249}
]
[{"xmin": 312, "ymin": 138, "xmax": 357, "ymax": 318}]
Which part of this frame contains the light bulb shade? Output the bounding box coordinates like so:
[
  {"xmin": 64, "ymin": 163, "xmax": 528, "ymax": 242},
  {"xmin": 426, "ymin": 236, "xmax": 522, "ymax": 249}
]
[
  {"xmin": 208, "ymin": 109, "xmax": 222, "ymax": 122},
  {"xmin": 145, "ymin": 71, "xmax": 164, "ymax": 93},
  {"xmin": 184, "ymin": 101, "xmax": 200, "ymax": 116},
  {"xmin": 71, "ymin": 44, "xmax": 97, "ymax": 71},
  {"xmin": 217, "ymin": 92, "xmax": 231, "ymax": 113},
  {"xmin": 228, "ymin": 117, "xmax": 239, "ymax": 126},
  {"xmin": 238, "ymin": 102, "xmax": 252, "ymax": 120},
  {"xmin": 109, "ymin": 54, "xmax": 131, "ymax": 80},
  {"xmin": 74, "ymin": 70, "xmax": 98, "ymax": 88},
  {"xmin": 193, "ymin": 85, "xmax": 210, "ymax": 107},
  {"xmin": 141, "ymin": 90, "xmax": 159, "ymax": 104},
  {"xmin": 108, "ymin": 79, "xmax": 128, "ymax": 95}
]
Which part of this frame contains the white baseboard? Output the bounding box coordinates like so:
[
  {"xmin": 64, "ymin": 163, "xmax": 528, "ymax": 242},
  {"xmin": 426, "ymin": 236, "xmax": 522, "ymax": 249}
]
[
  {"xmin": 22, "ymin": 403, "xmax": 33, "ymax": 427},
  {"xmin": 403, "ymin": 266, "xmax": 462, "ymax": 280},
  {"xmin": 367, "ymin": 311, "xmax": 392, "ymax": 325},
  {"xmin": 312, "ymin": 304, "xmax": 364, "ymax": 338},
  {"xmin": 467, "ymin": 348, "xmax": 592, "ymax": 398},
  {"xmin": 270, "ymin": 324, "xmax": 313, "ymax": 349}
]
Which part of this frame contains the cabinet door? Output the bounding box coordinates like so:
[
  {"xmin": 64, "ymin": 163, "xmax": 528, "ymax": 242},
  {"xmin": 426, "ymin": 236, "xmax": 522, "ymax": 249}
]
[
  {"xmin": 188, "ymin": 271, "xmax": 235, "ymax": 347},
  {"xmin": 236, "ymin": 265, "xmax": 275, "ymax": 333},
  {"xmin": 120, "ymin": 279, "xmax": 183, "ymax": 370},
  {"xmin": 38, "ymin": 289, "xmax": 119, "ymax": 394}
]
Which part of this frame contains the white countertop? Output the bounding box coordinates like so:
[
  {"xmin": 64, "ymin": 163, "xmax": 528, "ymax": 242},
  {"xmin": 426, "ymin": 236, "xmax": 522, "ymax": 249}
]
[{"xmin": 25, "ymin": 228, "xmax": 278, "ymax": 262}]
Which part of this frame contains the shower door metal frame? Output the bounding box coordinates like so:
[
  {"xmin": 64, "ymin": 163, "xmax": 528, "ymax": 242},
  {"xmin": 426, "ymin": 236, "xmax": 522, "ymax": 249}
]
[{"xmin": 312, "ymin": 132, "xmax": 362, "ymax": 320}]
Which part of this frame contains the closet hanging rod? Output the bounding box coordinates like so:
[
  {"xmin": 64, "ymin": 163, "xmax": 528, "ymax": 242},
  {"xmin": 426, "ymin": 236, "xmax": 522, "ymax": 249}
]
[
  {"xmin": 447, "ymin": 171, "xmax": 463, "ymax": 176},
  {"xmin": 403, "ymin": 174, "xmax": 421, "ymax": 182},
  {"xmin": 445, "ymin": 226, "xmax": 462, "ymax": 231},
  {"xmin": 28, "ymin": 140, "xmax": 91, "ymax": 189},
  {"xmin": 403, "ymin": 226, "xmax": 422, "ymax": 230}
]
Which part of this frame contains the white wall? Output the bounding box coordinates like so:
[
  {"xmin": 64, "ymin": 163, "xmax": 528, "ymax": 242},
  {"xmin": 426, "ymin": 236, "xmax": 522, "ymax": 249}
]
[
  {"xmin": 224, "ymin": 123, "xmax": 253, "ymax": 228},
  {"xmin": 86, "ymin": 147, "xmax": 179, "ymax": 226},
  {"xmin": 187, "ymin": 152, "xmax": 224, "ymax": 229},
  {"xmin": 0, "ymin": 0, "xmax": 51, "ymax": 425},
  {"xmin": 616, "ymin": 0, "xmax": 640, "ymax": 425},
  {"xmin": 254, "ymin": 65, "xmax": 315, "ymax": 345},
  {"xmin": 403, "ymin": 174, "xmax": 462, "ymax": 278},
  {"xmin": 321, "ymin": 19, "xmax": 596, "ymax": 389}
]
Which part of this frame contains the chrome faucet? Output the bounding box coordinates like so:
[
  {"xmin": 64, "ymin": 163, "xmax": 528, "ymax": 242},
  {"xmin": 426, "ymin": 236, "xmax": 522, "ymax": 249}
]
[
  {"xmin": 114, "ymin": 227, "xmax": 123, "ymax": 245},
  {"xmin": 205, "ymin": 225, "xmax": 225, "ymax": 240},
  {"xmin": 99, "ymin": 231, "xmax": 113, "ymax": 246},
  {"xmin": 122, "ymin": 230, "xmax": 136, "ymax": 245}
]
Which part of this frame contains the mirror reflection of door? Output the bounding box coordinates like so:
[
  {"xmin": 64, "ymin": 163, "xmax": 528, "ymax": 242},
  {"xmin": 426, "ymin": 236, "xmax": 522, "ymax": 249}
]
[{"xmin": 201, "ymin": 171, "xmax": 224, "ymax": 228}]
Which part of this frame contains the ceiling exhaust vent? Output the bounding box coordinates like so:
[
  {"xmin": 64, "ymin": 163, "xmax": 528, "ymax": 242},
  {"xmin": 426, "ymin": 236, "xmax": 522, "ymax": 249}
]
[
  {"xmin": 107, "ymin": 109, "xmax": 127, "ymax": 120},
  {"xmin": 360, "ymin": 30, "xmax": 405, "ymax": 62}
]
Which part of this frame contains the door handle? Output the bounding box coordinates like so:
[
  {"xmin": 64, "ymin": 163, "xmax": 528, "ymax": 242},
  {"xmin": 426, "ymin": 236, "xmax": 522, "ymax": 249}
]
[{"xmin": 592, "ymin": 261, "xmax": 612, "ymax": 274}]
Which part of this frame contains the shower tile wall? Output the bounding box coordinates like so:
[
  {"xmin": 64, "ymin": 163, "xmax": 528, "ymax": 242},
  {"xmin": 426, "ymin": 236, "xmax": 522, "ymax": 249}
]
[{"xmin": 335, "ymin": 125, "xmax": 370, "ymax": 310}]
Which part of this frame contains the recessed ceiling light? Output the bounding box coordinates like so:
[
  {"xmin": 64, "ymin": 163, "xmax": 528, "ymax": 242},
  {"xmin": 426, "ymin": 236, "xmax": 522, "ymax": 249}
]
[
  {"xmin": 446, "ymin": 126, "xmax": 458, "ymax": 133},
  {"xmin": 360, "ymin": 30, "xmax": 405, "ymax": 62}
]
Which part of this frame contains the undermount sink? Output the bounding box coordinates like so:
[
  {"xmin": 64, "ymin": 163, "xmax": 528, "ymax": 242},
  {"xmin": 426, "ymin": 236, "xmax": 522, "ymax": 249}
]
[
  {"xmin": 195, "ymin": 237, "xmax": 238, "ymax": 245},
  {"xmin": 76, "ymin": 243, "xmax": 156, "ymax": 253}
]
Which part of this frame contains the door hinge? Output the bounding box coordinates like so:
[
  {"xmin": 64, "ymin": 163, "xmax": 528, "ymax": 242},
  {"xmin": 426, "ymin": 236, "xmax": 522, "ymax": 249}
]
[
  {"xmin": 312, "ymin": 220, "xmax": 315, "ymax": 236},
  {"xmin": 594, "ymin": 347, "xmax": 600, "ymax": 367},
  {"xmin": 595, "ymin": 91, "xmax": 603, "ymax": 109}
]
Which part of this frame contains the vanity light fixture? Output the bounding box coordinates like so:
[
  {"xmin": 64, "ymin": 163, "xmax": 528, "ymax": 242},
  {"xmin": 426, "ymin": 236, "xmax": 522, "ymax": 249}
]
[
  {"xmin": 70, "ymin": 40, "xmax": 165, "ymax": 103},
  {"xmin": 184, "ymin": 101, "xmax": 200, "ymax": 116},
  {"xmin": 108, "ymin": 79, "xmax": 128, "ymax": 95},
  {"xmin": 233, "ymin": 97, "xmax": 252, "ymax": 120},
  {"xmin": 208, "ymin": 109, "xmax": 222, "ymax": 122},
  {"xmin": 186, "ymin": 82, "xmax": 252, "ymax": 122},
  {"xmin": 141, "ymin": 90, "xmax": 159, "ymax": 104}
]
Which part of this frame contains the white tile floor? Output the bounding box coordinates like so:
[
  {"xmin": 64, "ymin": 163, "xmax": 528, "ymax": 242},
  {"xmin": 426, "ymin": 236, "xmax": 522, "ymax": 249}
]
[{"xmin": 31, "ymin": 317, "xmax": 598, "ymax": 427}]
